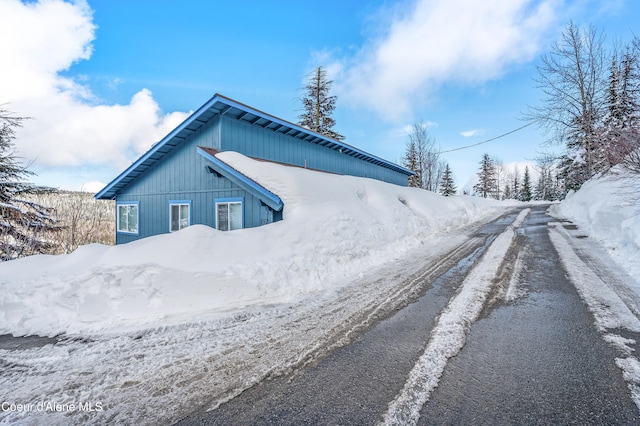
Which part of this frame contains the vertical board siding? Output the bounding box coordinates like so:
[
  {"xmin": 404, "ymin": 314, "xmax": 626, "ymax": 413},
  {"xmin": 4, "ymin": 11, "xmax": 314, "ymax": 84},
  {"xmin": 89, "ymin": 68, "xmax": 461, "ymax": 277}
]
[
  {"xmin": 219, "ymin": 116, "xmax": 407, "ymax": 185},
  {"xmin": 115, "ymin": 115, "xmax": 265, "ymax": 242},
  {"xmin": 114, "ymin": 111, "xmax": 407, "ymax": 243}
]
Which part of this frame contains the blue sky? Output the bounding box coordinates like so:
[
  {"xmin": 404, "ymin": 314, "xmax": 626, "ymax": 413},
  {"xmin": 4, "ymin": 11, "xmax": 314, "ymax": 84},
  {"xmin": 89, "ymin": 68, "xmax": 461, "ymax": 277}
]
[{"xmin": 1, "ymin": 0, "xmax": 639, "ymax": 192}]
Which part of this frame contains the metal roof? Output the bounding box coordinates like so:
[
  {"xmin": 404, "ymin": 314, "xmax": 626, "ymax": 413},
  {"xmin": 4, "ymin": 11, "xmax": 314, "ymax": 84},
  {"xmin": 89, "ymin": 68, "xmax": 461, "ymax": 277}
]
[{"xmin": 96, "ymin": 93, "xmax": 413, "ymax": 200}]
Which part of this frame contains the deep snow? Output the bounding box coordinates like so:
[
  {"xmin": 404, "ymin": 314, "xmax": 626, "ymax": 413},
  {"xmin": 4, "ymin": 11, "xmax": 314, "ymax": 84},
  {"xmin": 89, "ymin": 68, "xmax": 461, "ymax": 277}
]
[
  {"xmin": 0, "ymin": 152, "xmax": 523, "ymax": 425},
  {"xmin": 549, "ymin": 167, "xmax": 640, "ymax": 288},
  {"xmin": 2, "ymin": 153, "xmax": 639, "ymax": 425},
  {"xmin": 0, "ymin": 152, "xmax": 517, "ymax": 338}
]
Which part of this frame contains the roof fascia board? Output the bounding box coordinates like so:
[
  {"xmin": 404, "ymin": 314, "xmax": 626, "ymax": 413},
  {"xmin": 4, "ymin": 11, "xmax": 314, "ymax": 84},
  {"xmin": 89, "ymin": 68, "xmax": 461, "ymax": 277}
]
[
  {"xmin": 214, "ymin": 95, "xmax": 414, "ymax": 176},
  {"xmin": 96, "ymin": 93, "xmax": 413, "ymax": 200},
  {"xmin": 196, "ymin": 147, "xmax": 284, "ymax": 211},
  {"xmin": 95, "ymin": 94, "xmax": 228, "ymax": 200}
]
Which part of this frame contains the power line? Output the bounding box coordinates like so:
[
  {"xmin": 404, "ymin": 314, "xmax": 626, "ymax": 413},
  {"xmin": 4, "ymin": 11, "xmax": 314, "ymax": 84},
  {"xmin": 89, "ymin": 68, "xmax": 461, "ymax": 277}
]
[{"xmin": 439, "ymin": 120, "xmax": 537, "ymax": 154}]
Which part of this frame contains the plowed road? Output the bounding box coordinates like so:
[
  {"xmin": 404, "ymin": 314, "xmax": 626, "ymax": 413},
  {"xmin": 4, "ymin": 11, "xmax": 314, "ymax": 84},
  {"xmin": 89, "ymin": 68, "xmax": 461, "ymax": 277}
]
[{"xmin": 179, "ymin": 205, "xmax": 640, "ymax": 425}]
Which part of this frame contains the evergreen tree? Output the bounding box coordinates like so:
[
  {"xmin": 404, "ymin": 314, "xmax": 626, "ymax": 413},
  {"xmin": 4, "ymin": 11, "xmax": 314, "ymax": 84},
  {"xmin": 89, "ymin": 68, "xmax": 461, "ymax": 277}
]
[
  {"xmin": 0, "ymin": 108, "xmax": 60, "ymax": 261},
  {"xmin": 534, "ymin": 153, "xmax": 560, "ymax": 201},
  {"xmin": 503, "ymin": 182, "xmax": 513, "ymax": 200},
  {"xmin": 403, "ymin": 137, "xmax": 422, "ymax": 187},
  {"xmin": 473, "ymin": 153, "xmax": 497, "ymax": 198},
  {"xmin": 534, "ymin": 173, "xmax": 545, "ymax": 201},
  {"xmin": 298, "ymin": 66, "xmax": 344, "ymax": 141},
  {"xmin": 520, "ymin": 166, "xmax": 533, "ymax": 202},
  {"xmin": 602, "ymin": 41, "xmax": 640, "ymax": 171},
  {"xmin": 439, "ymin": 163, "xmax": 457, "ymax": 196},
  {"xmin": 512, "ymin": 167, "xmax": 521, "ymax": 200}
]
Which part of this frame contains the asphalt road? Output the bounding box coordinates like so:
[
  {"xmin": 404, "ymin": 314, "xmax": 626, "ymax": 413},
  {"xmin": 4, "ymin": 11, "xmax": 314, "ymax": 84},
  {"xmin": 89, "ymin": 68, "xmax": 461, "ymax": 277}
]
[
  {"xmin": 420, "ymin": 205, "xmax": 639, "ymax": 425},
  {"xmin": 178, "ymin": 205, "xmax": 639, "ymax": 425}
]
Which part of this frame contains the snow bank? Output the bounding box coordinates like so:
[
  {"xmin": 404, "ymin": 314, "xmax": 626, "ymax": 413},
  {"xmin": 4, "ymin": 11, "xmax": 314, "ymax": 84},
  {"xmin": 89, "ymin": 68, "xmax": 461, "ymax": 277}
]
[
  {"xmin": 549, "ymin": 167, "xmax": 640, "ymax": 282},
  {"xmin": 0, "ymin": 152, "xmax": 515, "ymax": 337}
]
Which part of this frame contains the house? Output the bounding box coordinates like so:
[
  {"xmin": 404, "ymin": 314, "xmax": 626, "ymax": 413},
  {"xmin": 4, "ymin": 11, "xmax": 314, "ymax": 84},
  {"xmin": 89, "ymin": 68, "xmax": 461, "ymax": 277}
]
[{"xmin": 96, "ymin": 94, "xmax": 413, "ymax": 244}]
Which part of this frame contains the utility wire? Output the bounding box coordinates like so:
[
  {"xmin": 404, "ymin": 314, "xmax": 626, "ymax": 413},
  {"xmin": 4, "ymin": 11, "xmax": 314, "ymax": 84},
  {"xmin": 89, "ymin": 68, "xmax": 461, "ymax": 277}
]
[{"xmin": 439, "ymin": 120, "xmax": 538, "ymax": 154}]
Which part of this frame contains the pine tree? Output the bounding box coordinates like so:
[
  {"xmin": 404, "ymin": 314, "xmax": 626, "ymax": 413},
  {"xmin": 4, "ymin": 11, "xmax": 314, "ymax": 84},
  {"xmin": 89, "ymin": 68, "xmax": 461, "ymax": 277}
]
[
  {"xmin": 403, "ymin": 138, "xmax": 422, "ymax": 187},
  {"xmin": 534, "ymin": 153, "xmax": 560, "ymax": 201},
  {"xmin": 298, "ymin": 66, "xmax": 344, "ymax": 141},
  {"xmin": 534, "ymin": 174, "xmax": 545, "ymax": 201},
  {"xmin": 0, "ymin": 108, "xmax": 61, "ymax": 261},
  {"xmin": 439, "ymin": 163, "xmax": 457, "ymax": 196},
  {"xmin": 473, "ymin": 153, "xmax": 497, "ymax": 198},
  {"xmin": 503, "ymin": 183, "xmax": 513, "ymax": 200},
  {"xmin": 512, "ymin": 167, "xmax": 520, "ymax": 200},
  {"xmin": 602, "ymin": 42, "xmax": 640, "ymax": 171},
  {"xmin": 520, "ymin": 166, "xmax": 533, "ymax": 202}
]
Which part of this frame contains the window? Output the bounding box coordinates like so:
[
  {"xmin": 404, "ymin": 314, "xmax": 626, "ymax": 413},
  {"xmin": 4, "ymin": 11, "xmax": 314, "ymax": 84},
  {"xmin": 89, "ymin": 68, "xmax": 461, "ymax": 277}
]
[
  {"xmin": 169, "ymin": 200, "xmax": 191, "ymax": 232},
  {"xmin": 117, "ymin": 202, "xmax": 139, "ymax": 234},
  {"xmin": 215, "ymin": 198, "xmax": 243, "ymax": 231}
]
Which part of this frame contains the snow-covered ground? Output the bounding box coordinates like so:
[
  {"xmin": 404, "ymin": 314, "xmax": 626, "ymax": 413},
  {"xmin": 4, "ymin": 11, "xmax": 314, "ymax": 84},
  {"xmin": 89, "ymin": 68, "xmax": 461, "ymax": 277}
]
[
  {"xmin": 0, "ymin": 152, "xmax": 519, "ymax": 424},
  {"xmin": 3, "ymin": 153, "xmax": 637, "ymax": 425},
  {"xmin": 549, "ymin": 167, "xmax": 640, "ymax": 287},
  {"xmin": 0, "ymin": 152, "xmax": 517, "ymax": 338}
]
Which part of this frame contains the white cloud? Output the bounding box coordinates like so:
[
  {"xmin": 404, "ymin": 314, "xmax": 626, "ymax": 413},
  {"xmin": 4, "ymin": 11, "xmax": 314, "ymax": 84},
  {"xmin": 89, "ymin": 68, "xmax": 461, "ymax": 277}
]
[
  {"xmin": 79, "ymin": 180, "xmax": 106, "ymax": 193},
  {"xmin": 332, "ymin": 0, "xmax": 558, "ymax": 121},
  {"xmin": 0, "ymin": 0, "xmax": 189, "ymax": 169},
  {"xmin": 460, "ymin": 129, "xmax": 483, "ymax": 137},
  {"xmin": 388, "ymin": 120, "xmax": 438, "ymax": 138}
]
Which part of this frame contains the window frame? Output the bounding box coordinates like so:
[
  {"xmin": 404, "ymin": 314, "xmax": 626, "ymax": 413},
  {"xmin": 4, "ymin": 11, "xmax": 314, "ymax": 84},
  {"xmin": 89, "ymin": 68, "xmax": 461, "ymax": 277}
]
[
  {"xmin": 116, "ymin": 201, "xmax": 140, "ymax": 235},
  {"xmin": 168, "ymin": 200, "xmax": 192, "ymax": 232},
  {"xmin": 214, "ymin": 197, "xmax": 244, "ymax": 231}
]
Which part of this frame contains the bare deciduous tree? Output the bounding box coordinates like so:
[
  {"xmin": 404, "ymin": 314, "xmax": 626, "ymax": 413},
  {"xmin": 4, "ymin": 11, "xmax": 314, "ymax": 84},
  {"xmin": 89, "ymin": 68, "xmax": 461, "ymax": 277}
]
[
  {"xmin": 403, "ymin": 121, "xmax": 445, "ymax": 191},
  {"xmin": 526, "ymin": 21, "xmax": 607, "ymax": 189},
  {"xmin": 28, "ymin": 191, "xmax": 115, "ymax": 253}
]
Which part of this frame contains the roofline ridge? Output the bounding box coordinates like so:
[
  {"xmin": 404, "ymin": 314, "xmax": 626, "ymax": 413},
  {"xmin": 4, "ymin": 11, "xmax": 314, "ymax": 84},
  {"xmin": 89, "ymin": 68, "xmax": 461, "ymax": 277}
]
[{"xmin": 96, "ymin": 93, "xmax": 412, "ymax": 200}]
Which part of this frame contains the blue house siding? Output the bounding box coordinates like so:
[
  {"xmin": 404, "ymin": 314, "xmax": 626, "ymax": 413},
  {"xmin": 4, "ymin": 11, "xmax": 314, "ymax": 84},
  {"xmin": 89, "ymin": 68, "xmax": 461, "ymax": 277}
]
[
  {"xmin": 219, "ymin": 116, "xmax": 405, "ymax": 185},
  {"xmin": 115, "ymin": 183, "xmax": 267, "ymax": 244},
  {"xmin": 114, "ymin": 137, "xmax": 270, "ymax": 243},
  {"xmin": 98, "ymin": 93, "xmax": 413, "ymax": 244}
]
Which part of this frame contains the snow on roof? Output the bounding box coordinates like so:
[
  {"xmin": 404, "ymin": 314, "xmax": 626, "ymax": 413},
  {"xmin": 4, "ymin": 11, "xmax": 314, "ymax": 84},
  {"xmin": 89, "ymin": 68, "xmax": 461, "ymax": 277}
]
[{"xmin": 197, "ymin": 147, "xmax": 283, "ymax": 211}]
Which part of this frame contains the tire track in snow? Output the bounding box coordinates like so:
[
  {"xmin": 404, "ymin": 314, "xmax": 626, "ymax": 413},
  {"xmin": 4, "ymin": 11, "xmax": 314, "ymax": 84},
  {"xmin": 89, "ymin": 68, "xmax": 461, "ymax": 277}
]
[
  {"xmin": 381, "ymin": 208, "xmax": 530, "ymax": 425},
  {"xmin": 549, "ymin": 224, "xmax": 640, "ymax": 410}
]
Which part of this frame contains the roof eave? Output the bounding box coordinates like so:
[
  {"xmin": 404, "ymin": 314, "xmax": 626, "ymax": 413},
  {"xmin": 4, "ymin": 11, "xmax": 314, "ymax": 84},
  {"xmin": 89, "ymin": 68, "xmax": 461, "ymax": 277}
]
[
  {"xmin": 95, "ymin": 94, "xmax": 227, "ymax": 200},
  {"xmin": 196, "ymin": 147, "xmax": 284, "ymax": 211},
  {"xmin": 95, "ymin": 93, "xmax": 413, "ymax": 200}
]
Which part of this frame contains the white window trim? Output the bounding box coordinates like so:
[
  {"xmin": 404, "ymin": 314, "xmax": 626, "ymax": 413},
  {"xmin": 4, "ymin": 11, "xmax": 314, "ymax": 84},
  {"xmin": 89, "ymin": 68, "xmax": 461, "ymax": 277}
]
[
  {"xmin": 215, "ymin": 197, "xmax": 244, "ymax": 231},
  {"xmin": 116, "ymin": 202, "xmax": 139, "ymax": 235},
  {"xmin": 168, "ymin": 200, "xmax": 192, "ymax": 232}
]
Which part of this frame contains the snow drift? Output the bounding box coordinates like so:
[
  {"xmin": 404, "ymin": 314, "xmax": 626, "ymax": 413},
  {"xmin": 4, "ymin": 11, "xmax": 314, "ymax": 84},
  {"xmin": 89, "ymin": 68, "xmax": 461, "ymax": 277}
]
[
  {"xmin": 0, "ymin": 152, "xmax": 514, "ymax": 337},
  {"xmin": 550, "ymin": 166, "xmax": 640, "ymax": 283}
]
